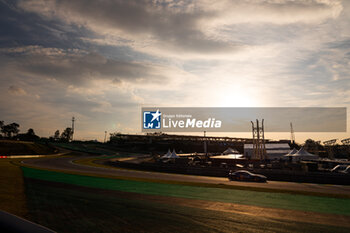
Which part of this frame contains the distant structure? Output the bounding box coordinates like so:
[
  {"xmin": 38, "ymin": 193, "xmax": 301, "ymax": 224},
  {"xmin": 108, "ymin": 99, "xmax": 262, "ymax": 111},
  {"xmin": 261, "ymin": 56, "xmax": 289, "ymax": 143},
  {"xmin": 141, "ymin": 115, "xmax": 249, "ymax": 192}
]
[
  {"xmin": 323, "ymin": 139, "xmax": 337, "ymax": 146},
  {"xmin": 341, "ymin": 138, "xmax": 350, "ymax": 145},
  {"xmin": 323, "ymin": 139, "xmax": 337, "ymax": 159},
  {"xmin": 250, "ymin": 119, "xmax": 267, "ymax": 160},
  {"xmin": 244, "ymin": 143, "xmax": 290, "ymax": 160},
  {"xmin": 341, "ymin": 138, "xmax": 350, "ymax": 157},
  {"xmin": 110, "ymin": 133, "xmax": 256, "ymax": 144},
  {"xmin": 290, "ymin": 122, "xmax": 295, "ymax": 144},
  {"xmin": 104, "ymin": 131, "xmax": 107, "ymax": 143},
  {"xmin": 71, "ymin": 116, "xmax": 75, "ymax": 141}
]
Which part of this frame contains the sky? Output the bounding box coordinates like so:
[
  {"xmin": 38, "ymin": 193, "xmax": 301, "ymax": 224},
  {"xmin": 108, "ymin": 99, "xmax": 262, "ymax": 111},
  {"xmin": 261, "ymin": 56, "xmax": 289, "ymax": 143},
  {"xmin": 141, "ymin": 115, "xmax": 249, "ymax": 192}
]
[{"xmin": 1, "ymin": 0, "xmax": 350, "ymax": 143}]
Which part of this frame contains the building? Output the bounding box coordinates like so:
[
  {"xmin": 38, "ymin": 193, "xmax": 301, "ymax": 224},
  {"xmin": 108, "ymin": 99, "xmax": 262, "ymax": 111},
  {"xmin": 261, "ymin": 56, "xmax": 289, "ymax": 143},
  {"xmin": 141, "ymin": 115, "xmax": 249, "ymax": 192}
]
[{"xmin": 244, "ymin": 143, "xmax": 290, "ymax": 160}]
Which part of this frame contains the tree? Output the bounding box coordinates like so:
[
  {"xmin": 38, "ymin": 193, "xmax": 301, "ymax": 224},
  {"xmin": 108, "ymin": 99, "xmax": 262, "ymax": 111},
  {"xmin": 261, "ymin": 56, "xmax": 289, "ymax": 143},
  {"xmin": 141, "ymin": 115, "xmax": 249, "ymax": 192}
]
[
  {"xmin": 54, "ymin": 130, "xmax": 60, "ymax": 141},
  {"xmin": 1, "ymin": 122, "xmax": 20, "ymax": 138},
  {"xmin": 17, "ymin": 128, "xmax": 39, "ymax": 141},
  {"xmin": 304, "ymin": 139, "xmax": 323, "ymax": 155},
  {"xmin": 61, "ymin": 127, "xmax": 73, "ymax": 142},
  {"xmin": 0, "ymin": 121, "xmax": 3, "ymax": 138},
  {"xmin": 27, "ymin": 128, "xmax": 35, "ymax": 136}
]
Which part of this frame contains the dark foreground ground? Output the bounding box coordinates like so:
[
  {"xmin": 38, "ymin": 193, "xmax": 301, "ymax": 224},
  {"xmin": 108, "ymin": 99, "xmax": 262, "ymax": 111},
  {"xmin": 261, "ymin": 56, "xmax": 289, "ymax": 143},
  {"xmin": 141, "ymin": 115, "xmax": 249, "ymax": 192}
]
[
  {"xmin": 25, "ymin": 178, "xmax": 350, "ymax": 233},
  {"xmin": 0, "ymin": 140, "xmax": 54, "ymax": 155}
]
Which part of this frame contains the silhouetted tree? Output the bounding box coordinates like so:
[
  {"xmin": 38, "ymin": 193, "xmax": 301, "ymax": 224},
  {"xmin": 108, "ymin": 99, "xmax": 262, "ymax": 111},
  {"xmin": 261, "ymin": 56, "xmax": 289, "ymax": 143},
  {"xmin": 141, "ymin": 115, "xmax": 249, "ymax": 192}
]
[
  {"xmin": 1, "ymin": 122, "xmax": 20, "ymax": 138},
  {"xmin": 17, "ymin": 128, "xmax": 39, "ymax": 141},
  {"xmin": 304, "ymin": 139, "xmax": 323, "ymax": 155},
  {"xmin": 54, "ymin": 130, "xmax": 60, "ymax": 141},
  {"xmin": 61, "ymin": 127, "xmax": 73, "ymax": 142},
  {"xmin": 27, "ymin": 128, "xmax": 35, "ymax": 136},
  {"xmin": 0, "ymin": 121, "xmax": 3, "ymax": 138}
]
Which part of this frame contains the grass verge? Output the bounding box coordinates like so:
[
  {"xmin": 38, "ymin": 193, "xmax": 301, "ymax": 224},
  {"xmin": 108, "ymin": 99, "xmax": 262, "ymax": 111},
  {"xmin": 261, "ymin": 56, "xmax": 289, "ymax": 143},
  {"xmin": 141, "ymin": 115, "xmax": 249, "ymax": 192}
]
[{"xmin": 22, "ymin": 166, "xmax": 350, "ymax": 216}]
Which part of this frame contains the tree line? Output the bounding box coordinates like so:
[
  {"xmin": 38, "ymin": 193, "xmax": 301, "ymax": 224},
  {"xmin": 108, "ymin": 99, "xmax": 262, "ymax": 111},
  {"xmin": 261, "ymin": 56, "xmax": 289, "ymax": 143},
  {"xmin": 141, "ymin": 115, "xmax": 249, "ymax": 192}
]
[
  {"xmin": 49, "ymin": 128, "xmax": 73, "ymax": 142},
  {"xmin": 0, "ymin": 120, "xmax": 73, "ymax": 142}
]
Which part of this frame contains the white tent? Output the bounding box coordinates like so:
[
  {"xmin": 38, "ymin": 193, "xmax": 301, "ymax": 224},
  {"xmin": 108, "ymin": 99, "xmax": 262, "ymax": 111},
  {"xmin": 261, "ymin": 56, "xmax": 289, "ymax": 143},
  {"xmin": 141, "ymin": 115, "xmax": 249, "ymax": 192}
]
[
  {"xmin": 285, "ymin": 148, "xmax": 298, "ymax": 156},
  {"xmin": 168, "ymin": 149, "xmax": 179, "ymax": 158},
  {"xmin": 161, "ymin": 149, "xmax": 172, "ymax": 159},
  {"xmin": 294, "ymin": 148, "xmax": 318, "ymax": 158},
  {"xmin": 223, "ymin": 147, "xmax": 239, "ymax": 155},
  {"xmin": 285, "ymin": 147, "xmax": 318, "ymax": 161}
]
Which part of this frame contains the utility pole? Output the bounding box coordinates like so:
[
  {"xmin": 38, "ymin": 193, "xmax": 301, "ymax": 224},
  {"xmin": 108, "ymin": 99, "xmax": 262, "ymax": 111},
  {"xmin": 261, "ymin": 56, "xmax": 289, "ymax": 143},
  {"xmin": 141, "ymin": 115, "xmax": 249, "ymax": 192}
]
[
  {"xmin": 290, "ymin": 122, "xmax": 295, "ymax": 145},
  {"xmin": 71, "ymin": 116, "xmax": 75, "ymax": 141},
  {"xmin": 104, "ymin": 131, "xmax": 107, "ymax": 143}
]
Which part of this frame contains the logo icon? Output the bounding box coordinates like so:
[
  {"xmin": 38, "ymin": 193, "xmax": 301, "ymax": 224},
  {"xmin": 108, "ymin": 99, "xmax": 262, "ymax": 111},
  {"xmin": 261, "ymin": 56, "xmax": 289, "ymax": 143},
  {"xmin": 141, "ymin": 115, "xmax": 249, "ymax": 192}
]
[{"xmin": 143, "ymin": 109, "xmax": 161, "ymax": 129}]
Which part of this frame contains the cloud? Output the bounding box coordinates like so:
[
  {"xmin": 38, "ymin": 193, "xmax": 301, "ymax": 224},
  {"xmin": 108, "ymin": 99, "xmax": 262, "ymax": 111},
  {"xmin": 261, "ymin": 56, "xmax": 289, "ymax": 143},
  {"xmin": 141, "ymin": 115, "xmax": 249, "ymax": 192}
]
[
  {"xmin": 1, "ymin": 0, "xmax": 349, "ymax": 142},
  {"xmin": 200, "ymin": 0, "xmax": 343, "ymax": 24},
  {"xmin": 0, "ymin": 0, "xmax": 94, "ymax": 51},
  {"xmin": 0, "ymin": 42, "xmax": 197, "ymax": 138},
  {"xmin": 8, "ymin": 85, "xmax": 27, "ymax": 96},
  {"xmin": 14, "ymin": 0, "xmax": 237, "ymax": 56},
  {"xmin": 16, "ymin": 0, "xmax": 343, "ymax": 58},
  {"xmin": 0, "ymin": 45, "xmax": 170, "ymax": 86}
]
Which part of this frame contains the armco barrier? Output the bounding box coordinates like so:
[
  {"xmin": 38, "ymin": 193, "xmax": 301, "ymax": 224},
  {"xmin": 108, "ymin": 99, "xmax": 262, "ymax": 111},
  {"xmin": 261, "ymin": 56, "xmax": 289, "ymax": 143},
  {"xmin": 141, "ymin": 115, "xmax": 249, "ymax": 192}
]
[{"xmin": 107, "ymin": 161, "xmax": 350, "ymax": 185}]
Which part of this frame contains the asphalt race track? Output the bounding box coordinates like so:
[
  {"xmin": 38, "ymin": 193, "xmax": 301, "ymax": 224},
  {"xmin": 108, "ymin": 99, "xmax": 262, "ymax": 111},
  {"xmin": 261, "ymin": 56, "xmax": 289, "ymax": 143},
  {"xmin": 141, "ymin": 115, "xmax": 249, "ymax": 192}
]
[{"xmin": 21, "ymin": 154, "xmax": 350, "ymax": 196}]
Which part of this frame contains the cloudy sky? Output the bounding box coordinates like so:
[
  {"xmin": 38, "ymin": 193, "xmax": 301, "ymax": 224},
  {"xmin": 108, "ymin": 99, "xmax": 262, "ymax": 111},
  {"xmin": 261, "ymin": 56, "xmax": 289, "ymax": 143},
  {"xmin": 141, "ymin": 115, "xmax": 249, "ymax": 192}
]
[{"xmin": 1, "ymin": 0, "xmax": 350, "ymax": 142}]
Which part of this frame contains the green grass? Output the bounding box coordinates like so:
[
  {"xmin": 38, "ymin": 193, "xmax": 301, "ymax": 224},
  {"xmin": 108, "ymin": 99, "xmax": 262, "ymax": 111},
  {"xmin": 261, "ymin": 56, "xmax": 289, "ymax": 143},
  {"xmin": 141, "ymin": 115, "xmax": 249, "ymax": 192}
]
[
  {"xmin": 25, "ymin": 179, "xmax": 350, "ymax": 233},
  {"xmin": 22, "ymin": 166, "xmax": 350, "ymax": 216}
]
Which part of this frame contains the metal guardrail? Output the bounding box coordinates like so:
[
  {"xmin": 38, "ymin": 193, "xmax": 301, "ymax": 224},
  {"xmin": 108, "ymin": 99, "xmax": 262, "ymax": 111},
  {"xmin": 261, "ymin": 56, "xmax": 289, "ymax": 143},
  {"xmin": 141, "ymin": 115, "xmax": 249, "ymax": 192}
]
[{"xmin": 0, "ymin": 210, "xmax": 56, "ymax": 233}]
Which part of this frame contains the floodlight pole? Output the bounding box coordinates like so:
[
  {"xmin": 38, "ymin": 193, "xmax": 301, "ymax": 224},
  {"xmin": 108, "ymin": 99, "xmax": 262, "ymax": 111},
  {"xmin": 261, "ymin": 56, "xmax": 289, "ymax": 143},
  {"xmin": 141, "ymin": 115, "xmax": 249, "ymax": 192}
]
[
  {"xmin": 251, "ymin": 119, "xmax": 266, "ymax": 161},
  {"xmin": 71, "ymin": 116, "xmax": 75, "ymax": 141},
  {"xmin": 290, "ymin": 122, "xmax": 295, "ymax": 145}
]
